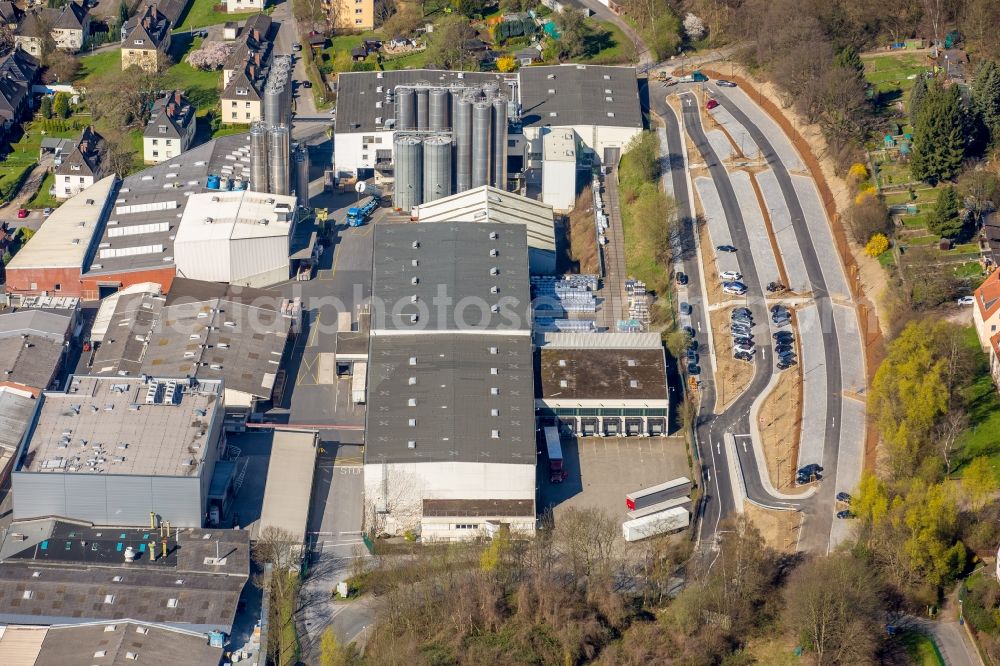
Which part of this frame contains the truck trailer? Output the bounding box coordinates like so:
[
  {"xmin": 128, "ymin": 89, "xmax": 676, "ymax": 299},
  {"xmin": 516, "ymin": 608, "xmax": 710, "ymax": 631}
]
[
  {"xmin": 626, "ymin": 477, "xmax": 692, "ymax": 511},
  {"xmin": 677, "ymin": 70, "xmax": 708, "ymax": 83},
  {"xmin": 346, "ymin": 196, "xmax": 378, "ymax": 227},
  {"xmin": 622, "ymin": 506, "xmax": 690, "ymax": 542},
  {"xmin": 544, "ymin": 426, "xmax": 567, "ymax": 483}
]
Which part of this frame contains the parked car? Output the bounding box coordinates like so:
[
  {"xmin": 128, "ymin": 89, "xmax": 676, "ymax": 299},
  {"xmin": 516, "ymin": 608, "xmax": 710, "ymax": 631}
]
[
  {"xmin": 733, "ymin": 336, "xmax": 753, "ymax": 347},
  {"xmin": 716, "ymin": 245, "xmax": 737, "ymax": 253},
  {"xmin": 302, "ymin": 81, "xmax": 312, "ymax": 88},
  {"xmin": 775, "ymin": 344, "xmax": 794, "ymax": 354},
  {"xmin": 720, "ymin": 270, "xmax": 743, "ymax": 281},
  {"xmin": 734, "ymin": 351, "xmax": 754, "ymax": 362},
  {"xmin": 676, "ymin": 271, "xmax": 688, "ymax": 285},
  {"xmin": 687, "ymin": 363, "xmax": 701, "ymax": 375},
  {"xmin": 706, "ymin": 98, "xmax": 720, "ymax": 110},
  {"xmin": 730, "ymin": 323, "xmax": 751, "ymax": 334},
  {"xmin": 17, "ymin": 208, "xmax": 27, "ymax": 218},
  {"xmin": 734, "ymin": 344, "xmax": 755, "ymax": 355},
  {"xmin": 722, "ymin": 281, "xmax": 747, "ymax": 295},
  {"xmin": 683, "ymin": 325, "xmax": 696, "ymax": 337},
  {"xmin": 776, "ymin": 359, "xmax": 797, "ymax": 370},
  {"xmin": 688, "ymin": 338, "xmax": 699, "ymax": 352},
  {"xmin": 731, "ymin": 311, "xmax": 753, "ymax": 323},
  {"xmin": 716, "ymin": 80, "xmax": 737, "ymax": 87},
  {"xmin": 43, "ymin": 207, "xmax": 53, "ymax": 216},
  {"xmin": 293, "ymin": 42, "xmax": 303, "ymax": 52},
  {"xmin": 766, "ymin": 281, "xmax": 785, "ymax": 292},
  {"xmin": 836, "ymin": 492, "xmax": 852, "ymax": 504},
  {"xmin": 836, "ymin": 510, "xmax": 853, "ymax": 519},
  {"xmin": 732, "ymin": 307, "xmax": 752, "ymax": 317},
  {"xmin": 773, "ymin": 331, "xmax": 794, "ymax": 341},
  {"xmin": 957, "ymin": 296, "xmax": 975, "ymax": 305},
  {"xmin": 680, "ymin": 302, "xmax": 692, "ymax": 315},
  {"xmin": 686, "ymin": 350, "xmax": 698, "ymax": 363}
]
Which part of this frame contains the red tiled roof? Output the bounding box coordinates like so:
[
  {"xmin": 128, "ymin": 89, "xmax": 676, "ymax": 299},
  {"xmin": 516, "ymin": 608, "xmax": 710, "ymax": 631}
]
[{"xmin": 976, "ymin": 268, "xmax": 1000, "ymax": 321}]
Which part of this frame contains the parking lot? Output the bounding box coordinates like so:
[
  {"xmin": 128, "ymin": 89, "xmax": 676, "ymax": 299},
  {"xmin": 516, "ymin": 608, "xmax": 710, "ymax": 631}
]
[{"xmin": 539, "ymin": 435, "xmax": 691, "ymax": 525}]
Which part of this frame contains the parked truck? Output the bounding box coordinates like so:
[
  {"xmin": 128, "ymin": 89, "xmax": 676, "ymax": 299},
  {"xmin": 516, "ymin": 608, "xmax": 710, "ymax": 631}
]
[
  {"xmin": 626, "ymin": 477, "xmax": 692, "ymax": 511},
  {"xmin": 677, "ymin": 70, "xmax": 708, "ymax": 83},
  {"xmin": 544, "ymin": 426, "xmax": 567, "ymax": 483},
  {"xmin": 346, "ymin": 196, "xmax": 378, "ymax": 227},
  {"xmin": 622, "ymin": 506, "xmax": 690, "ymax": 542}
]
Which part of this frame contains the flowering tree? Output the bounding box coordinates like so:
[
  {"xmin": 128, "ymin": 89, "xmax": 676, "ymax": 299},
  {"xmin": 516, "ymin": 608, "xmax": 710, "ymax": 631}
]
[
  {"xmin": 683, "ymin": 13, "xmax": 705, "ymax": 42},
  {"xmin": 187, "ymin": 41, "xmax": 233, "ymax": 71}
]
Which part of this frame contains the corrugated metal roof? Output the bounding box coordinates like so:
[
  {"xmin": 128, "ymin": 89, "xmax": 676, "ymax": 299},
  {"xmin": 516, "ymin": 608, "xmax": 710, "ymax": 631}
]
[
  {"xmin": 0, "ymin": 625, "xmax": 46, "ymax": 666},
  {"xmin": 519, "ymin": 64, "xmax": 643, "ymax": 130},
  {"xmin": 0, "ymin": 387, "xmax": 39, "ymax": 452},
  {"xmin": 539, "ymin": 332, "xmax": 662, "ymax": 349},
  {"xmin": 256, "ymin": 430, "xmax": 317, "ymax": 544},
  {"xmin": 6, "ymin": 176, "xmax": 116, "ymax": 270}
]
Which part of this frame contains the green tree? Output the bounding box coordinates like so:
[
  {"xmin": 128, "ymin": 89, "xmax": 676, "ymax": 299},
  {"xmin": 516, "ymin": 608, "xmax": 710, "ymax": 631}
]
[
  {"xmin": 902, "ymin": 482, "xmax": 967, "ymax": 587},
  {"xmin": 552, "ymin": 9, "xmax": 591, "ymax": 59},
  {"xmin": 911, "ymin": 82, "xmax": 965, "ymax": 183},
  {"xmin": 52, "ymin": 92, "xmax": 69, "ymax": 119},
  {"xmin": 40, "ymin": 95, "xmax": 52, "ymax": 119},
  {"xmin": 318, "ymin": 627, "xmax": 358, "ymax": 666},
  {"xmin": 928, "ymin": 185, "xmax": 963, "ymax": 238},
  {"xmin": 963, "ymin": 457, "xmax": 997, "ymax": 511},
  {"xmin": 972, "ymin": 60, "xmax": 1000, "ymax": 145},
  {"xmin": 118, "ymin": 0, "xmax": 129, "ymax": 27},
  {"xmin": 423, "ymin": 15, "xmax": 477, "ymax": 70},
  {"xmin": 909, "ymin": 74, "xmax": 928, "ymax": 118},
  {"xmin": 835, "ymin": 46, "xmax": 864, "ymax": 80}
]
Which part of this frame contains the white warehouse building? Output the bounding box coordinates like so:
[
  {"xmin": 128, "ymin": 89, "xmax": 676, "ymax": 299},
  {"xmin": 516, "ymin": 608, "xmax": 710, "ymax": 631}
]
[
  {"xmin": 364, "ymin": 223, "xmax": 537, "ymax": 541},
  {"xmin": 541, "ymin": 129, "xmax": 577, "ymax": 212},
  {"xmin": 174, "ymin": 189, "xmax": 298, "ymax": 288},
  {"xmin": 412, "ymin": 185, "xmax": 557, "ymax": 274}
]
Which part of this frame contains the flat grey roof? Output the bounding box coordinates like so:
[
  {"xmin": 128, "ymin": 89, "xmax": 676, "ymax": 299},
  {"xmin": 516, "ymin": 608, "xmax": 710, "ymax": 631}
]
[
  {"xmin": 0, "ymin": 309, "xmax": 73, "ymax": 342},
  {"xmin": 334, "ymin": 69, "xmax": 512, "ymax": 135},
  {"xmin": 365, "ymin": 334, "xmax": 536, "ymax": 465},
  {"xmin": 518, "ymin": 64, "xmax": 642, "ymax": 130},
  {"xmin": 91, "ymin": 279, "xmax": 292, "ymax": 399},
  {"xmin": 20, "ymin": 375, "xmax": 222, "ymax": 477},
  {"xmin": 36, "ymin": 621, "xmax": 223, "ymax": 666},
  {"xmin": 371, "ymin": 222, "xmax": 531, "ymax": 333},
  {"xmin": 0, "ymin": 388, "xmax": 37, "ymax": 453},
  {"xmin": 0, "ymin": 335, "xmax": 65, "ymax": 392},
  {"xmin": 84, "ymin": 134, "xmax": 253, "ymax": 277},
  {"xmin": 537, "ymin": 347, "xmax": 668, "ymax": 401},
  {"xmin": 256, "ymin": 430, "xmax": 317, "ymax": 544}
]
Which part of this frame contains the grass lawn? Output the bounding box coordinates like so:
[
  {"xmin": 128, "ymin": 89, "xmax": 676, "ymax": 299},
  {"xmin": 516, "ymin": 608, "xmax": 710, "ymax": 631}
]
[
  {"xmin": 78, "ymin": 49, "xmax": 120, "ymax": 82},
  {"xmin": 28, "ymin": 172, "xmax": 59, "ymax": 209},
  {"xmin": 954, "ymin": 261, "xmax": 986, "ymax": 280},
  {"xmin": 175, "ymin": 0, "xmax": 259, "ymax": 32},
  {"xmin": 382, "ymin": 49, "xmax": 431, "ymax": 71},
  {"xmin": 574, "ymin": 20, "xmax": 632, "ymax": 64},
  {"xmin": 900, "ymin": 630, "xmax": 945, "ymax": 666},
  {"xmin": 878, "ymin": 249, "xmax": 895, "ymax": 268},
  {"xmin": 954, "ymin": 326, "xmax": 1000, "ymax": 480}
]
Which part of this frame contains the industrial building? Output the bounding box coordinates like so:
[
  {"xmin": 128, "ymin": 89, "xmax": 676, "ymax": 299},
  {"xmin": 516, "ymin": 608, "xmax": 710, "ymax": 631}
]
[
  {"xmin": 12, "ymin": 374, "xmax": 226, "ymax": 527},
  {"xmin": 0, "ymin": 519, "xmax": 249, "ymax": 634},
  {"xmin": 365, "ymin": 223, "xmax": 536, "ymax": 540},
  {"xmin": 173, "ymin": 188, "xmax": 298, "ymax": 287},
  {"xmin": 535, "ymin": 332, "xmax": 669, "ymax": 436},
  {"xmin": 3, "ymin": 175, "xmax": 117, "ymax": 299},
  {"xmin": 89, "ymin": 278, "xmax": 298, "ymax": 424},
  {"xmin": 412, "ymin": 185, "xmax": 556, "ymax": 274},
  {"xmin": 541, "ymin": 129, "xmax": 578, "ymax": 212},
  {"xmin": 255, "ymin": 429, "xmax": 317, "ymax": 553},
  {"xmin": 0, "ymin": 299, "xmax": 77, "ymax": 394}
]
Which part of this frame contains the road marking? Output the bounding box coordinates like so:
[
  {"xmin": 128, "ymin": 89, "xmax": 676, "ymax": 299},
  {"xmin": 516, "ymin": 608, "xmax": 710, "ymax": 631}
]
[
  {"xmin": 707, "ymin": 469, "xmax": 711, "ymax": 483},
  {"xmin": 715, "ymin": 441, "xmax": 720, "ymax": 455},
  {"xmin": 742, "ymin": 440, "xmax": 747, "ymax": 453},
  {"xmin": 831, "ymin": 416, "xmax": 837, "ymax": 428},
  {"xmin": 340, "ymin": 531, "xmax": 363, "ymax": 536}
]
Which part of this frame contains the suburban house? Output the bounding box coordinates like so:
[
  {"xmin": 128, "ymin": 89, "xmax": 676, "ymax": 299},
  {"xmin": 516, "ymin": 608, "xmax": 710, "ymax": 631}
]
[
  {"xmin": 0, "ymin": 1, "xmax": 23, "ymax": 30},
  {"xmin": 221, "ymin": 14, "xmax": 272, "ymax": 124},
  {"xmin": 226, "ymin": 0, "xmax": 266, "ymax": 13},
  {"xmin": 973, "ymin": 268, "xmax": 1000, "ymax": 392},
  {"xmin": 15, "ymin": 2, "xmax": 91, "ymax": 56},
  {"xmin": 326, "ymin": 0, "xmax": 375, "ymax": 31},
  {"xmin": 143, "ymin": 91, "xmax": 196, "ymax": 163},
  {"xmin": 121, "ymin": 4, "xmax": 172, "ymax": 73},
  {"xmin": 0, "ymin": 48, "xmax": 39, "ymax": 143},
  {"xmin": 54, "ymin": 126, "xmax": 106, "ymax": 199}
]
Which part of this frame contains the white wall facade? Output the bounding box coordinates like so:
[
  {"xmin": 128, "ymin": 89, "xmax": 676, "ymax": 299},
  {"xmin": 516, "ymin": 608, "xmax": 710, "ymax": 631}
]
[
  {"xmin": 421, "ymin": 514, "xmax": 536, "ymax": 542},
  {"xmin": 333, "ymin": 130, "xmax": 393, "ymax": 176},
  {"xmin": 143, "ymin": 136, "xmax": 183, "ymax": 164},
  {"xmin": 175, "ymin": 235, "xmax": 232, "ymax": 283},
  {"xmin": 364, "ymin": 460, "xmax": 536, "ymax": 536},
  {"xmin": 524, "ymin": 125, "xmax": 641, "ymax": 167},
  {"xmin": 56, "ymin": 172, "xmax": 94, "ymax": 200},
  {"xmin": 229, "ymin": 235, "xmax": 290, "ymax": 287},
  {"xmin": 541, "ymin": 158, "xmax": 576, "ymax": 212}
]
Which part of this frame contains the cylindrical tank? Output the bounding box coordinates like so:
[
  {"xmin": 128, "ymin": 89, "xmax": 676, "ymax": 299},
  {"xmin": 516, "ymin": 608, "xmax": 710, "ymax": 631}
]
[
  {"xmin": 491, "ymin": 96, "xmax": 508, "ymax": 190},
  {"xmin": 472, "ymin": 102, "xmax": 491, "ymax": 188},
  {"xmin": 422, "ymin": 136, "xmax": 452, "ymax": 203},
  {"xmin": 428, "ymin": 87, "xmax": 449, "ymax": 131},
  {"xmin": 482, "ymin": 80, "xmax": 499, "ymax": 103},
  {"xmin": 294, "ymin": 148, "xmax": 310, "ymax": 208},
  {"xmin": 249, "ymin": 121, "xmax": 269, "ymax": 192},
  {"xmin": 268, "ymin": 125, "xmax": 291, "ymax": 196},
  {"xmin": 455, "ymin": 96, "xmax": 473, "ymax": 193},
  {"xmin": 394, "ymin": 135, "xmax": 423, "ymax": 212},
  {"xmin": 415, "ymin": 87, "xmax": 429, "ymax": 131},
  {"xmin": 396, "ymin": 87, "xmax": 415, "ymax": 130}
]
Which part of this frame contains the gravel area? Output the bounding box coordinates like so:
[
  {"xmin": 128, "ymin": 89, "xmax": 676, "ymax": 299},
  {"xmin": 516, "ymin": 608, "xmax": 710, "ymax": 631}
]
[
  {"xmin": 729, "ymin": 170, "xmax": 782, "ymax": 291},
  {"xmin": 790, "ymin": 175, "xmax": 851, "ymax": 298},
  {"xmin": 694, "ymin": 176, "xmax": 740, "ymax": 275},
  {"xmin": 714, "ymin": 86, "xmax": 806, "ymax": 172},
  {"xmin": 794, "ymin": 303, "xmax": 828, "ymax": 470},
  {"xmin": 706, "ymin": 129, "xmax": 734, "ymax": 162},
  {"xmin": 756, "ymin": 170, "xmax": 810, "ymax": 293},
  {"xmin": 707, "ymin": 107, "xmax": 761, "ymax": 159}
]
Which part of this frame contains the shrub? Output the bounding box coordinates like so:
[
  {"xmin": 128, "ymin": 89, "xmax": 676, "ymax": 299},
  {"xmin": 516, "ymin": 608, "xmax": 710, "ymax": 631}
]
[
  {"xmin": 848, "ymin": 162, "xmax": 869, "ymax": 181},
  {"xmin": 864, "ymin": 233, "xmax": 889, "ymax": 257}
]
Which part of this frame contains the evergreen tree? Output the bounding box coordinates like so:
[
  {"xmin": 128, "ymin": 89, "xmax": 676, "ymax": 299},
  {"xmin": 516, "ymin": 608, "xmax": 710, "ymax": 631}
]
[
  {"xmin": 909, "ymin": 74, "xmax": 928, "ymax": 118},
  {"xmin": 52, "ymin": 92, "xmax": 69, "ymax": 119},
  {"xmin": 911, "ymin": 83, "xmax": 965, "ymax": 183},
  {"xmin": 835, "ymin": 47, "xmax": 864, "ymax": 80},
  {"xmin": 928, "ymin": 185, "xmax": 963, "ymax": 237},
  {"xmin": 39, "ymin": 95, "xmax": 51, "ymax": 119},
  {"xmin": 972, "ymin": 60, "xmax": 1000, "ymax": 145}
]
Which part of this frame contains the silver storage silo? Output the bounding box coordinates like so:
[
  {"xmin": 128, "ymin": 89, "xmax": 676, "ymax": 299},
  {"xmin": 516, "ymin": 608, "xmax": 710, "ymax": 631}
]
[
  {"xmin": 455, "ymin": 95, "xmax": 473, "ymax": 193},
  {"xmin": 491, "ymin": 96, "xmax": 508, "ymax": 190},
  {"xmin": 294, "ymin": 147, "xmax": 310, "ymax": 208},
  {"xmin": 250, "ymin": 121, "xmax": 269, "ymax": 192},
  {"xmin": 472, "ymin": 101, "xmax": 491, "ymax": 188},
  {"xmin": 422, "ymin": 135, "xmax": 452, "ymax": 203},
  {"xmin": 268, "ymin": 125, "xmax": 291, "ymax": 196},
  {"xmin": 396, "ymin": 87, "xmax": 416, "ymax": 130},
  {"xmin": 415, "ymin": 87, "xmax": 429, "ymax": 131},
  {"xmin": 482, "ymin": 80, "xmax": 499, "ymax": 103},
  {"xmin": 393, "ymin": 135, "xmax": 423, "ymax": 212},
  {"xmin": 428, "ymin": 87, "xmax": 449, "ymax": 131}
]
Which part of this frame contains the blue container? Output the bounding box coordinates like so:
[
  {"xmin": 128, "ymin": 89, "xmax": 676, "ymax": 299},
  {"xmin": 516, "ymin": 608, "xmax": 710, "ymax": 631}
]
[{"xmin": 206, "ymin": 175, "xmax": 221, "ymax": 190}]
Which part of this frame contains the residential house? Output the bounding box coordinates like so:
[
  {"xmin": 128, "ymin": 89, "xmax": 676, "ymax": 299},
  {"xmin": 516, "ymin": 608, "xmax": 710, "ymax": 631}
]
[
  {"xmin": 980, "ymin": 212, "xmax": 1000, "ymax": 271},
  {"xmin": 143, "ymin": 91, "xmax": 196, "ymax": 163},
  {"xmin": 15, "ymin": 2, "xmax": 91, "ymax": 56},
  {"xmin": 326, "ymin": 0, "xmax": 375, "ymax": 31},
  {"xmin": 0, "ymin": 48, "xmax": 39, "ymax": 143},
  {"xmin": 121, "ymin": 4, "xmax": 172, "ymax": 73},
  {"xmin": 973, "ymin": 268, "xmax": 1000, "ymax": 392},
  {"xmin": 221, "ymin": 14, "xmax": 272, "ymax": 124},
  {"xmin": 0, "ymin": 1, "xmax": 23, "ymax": 30},
  {"xmin": 226, "ymin": 0, "xmax": 266, "ymax": 13},
  {"xmin": 54, "ymin": 126, "xmax": 106, "ymax": 199}
]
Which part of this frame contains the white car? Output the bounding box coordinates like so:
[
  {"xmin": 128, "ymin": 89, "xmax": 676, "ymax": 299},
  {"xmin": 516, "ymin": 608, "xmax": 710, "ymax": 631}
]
[
  {"xmin": 720, "ymin": 270, "xmax": 743, "ymax": 281},
  {"xmin": 957, "ymin": 296, "xmax": 975, "ymax": 306},
  {"xmin": 722, "ymin": 282, "xmax": 747, "ymax": 296},
  {"xmin": 734, "ymin": 343, "xmax": 755, "ymax": 354}
]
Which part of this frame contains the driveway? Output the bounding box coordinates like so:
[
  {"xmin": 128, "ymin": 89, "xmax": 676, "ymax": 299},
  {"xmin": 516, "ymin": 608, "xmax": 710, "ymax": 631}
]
[{"xmin": 270, "ymin": 0, "xmax": 318, "ymax": 116}]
